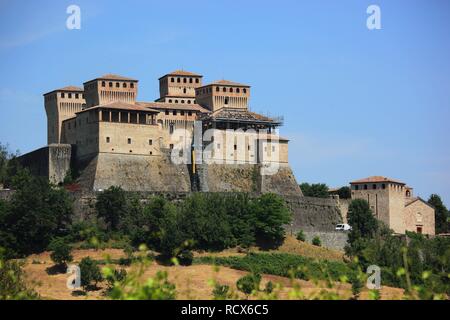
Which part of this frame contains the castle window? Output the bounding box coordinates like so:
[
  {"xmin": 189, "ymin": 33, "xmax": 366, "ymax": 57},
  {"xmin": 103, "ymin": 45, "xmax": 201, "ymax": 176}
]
[
  {"xmin": 171, "ymin": 77, "xmax": 174, "ymax": 82},
  {"xmin": 129, "ymin": 150, "xmax": 132, "ymax": 153},
  {"xmin": 177, "ymin": 78, "xmax": 180, "ymax": 83},
  {"xmin": 170, "ymin": 144, "xmax": 174, "ymax": 150},
  {"xmin": 123, "ymin": 83, "xmax": 127, "ymax": 88},
  {"xmin": 61, "ymin": 93, "xmax": 65, "ymax": 98},
  {"xmin": 181, "ymin": 111, "xmax": 185, "ymax": 116},
  {"xmin": 130, "ymin": 83, "xmax": 134, "ymax": 88},
  {"xmin": 189, "ymin": 78, "xmax": 193, "ymax": 83},
  {"xmin": 175, "ymin": 100, "xmax": 178, "ymax": 103},
  {"xmin": 223, "ymin": 87, "xmax": 226, "ymax": 92},
  {"xmin": 355, "ymin": 185, "xmax": 359, "ymax": 190},
  {"xmin": 165, "ymin": 110, "xmax": 169, "ymax": 115},
  {"xmin": 373, "ymin": 184, "xmax": 377, "ymax": 189},
  {"xmin": 68, "ymin": 93, "xmax": 72, "ymax": 98},
  {"xmin": 168, "ymin": 99, "xmax": 172, "ymax": 103},
  {"xmin": 216, "ymin": 86, "xmax": 220, "ymax": 92},
  {"xmin": 181, "ymin": 100, "xmax": 185, "ymax": 104},
  {"xmin": 406, "ymin": 190, "xmax": 411, "ymax": 197},
  {"xmin": 230, "ymin": 87, "xmax": 233, "ymax": 92},
  {"xmin": 187, "ymin": 100, "xmax": 191, "ymax": 104},
  {"xmin": 195, "ymin": 79, "xmax": 199, "ymax": 83},
  {"xmin": 224, "ymin": 97, "xmax": 229, "ymax": 105},
  {"xmin": 102, "ymin": 81, "xmax": 106, "ymax": 87},
  {"xmin": 183, "ymin": 78, "xmax": 187, "ymax": 83},
  {"xmin": 149, "ymin": 139, "xmax": 153, "ymax": 145},
  {"xmin": 237, "ymin": 88, "xmax": 240, "ymax": 93},
  {"xmin": 173, "ymin": 110, "xmax": 177, "ymax": 115},
  {"xmin": 364, "ymin": 184, "xmax": 368, "ymax": 190},
  {"xmin": 183, "ymin": 88, "xmax": 187, "ymax": 94},
  {"xmin": 128, "ymin": 138, "xmax": 132, "ymax": 144},
  {"xmin": 188, "ymin": 111, "xmax": 192, "ymax": 116},
  {"xmin": 150, "ymin": 151, "xmax": 153, "ymax": 155},
  {"xmin": 75, "ymin": 93, "xmax": 79, "ymax": 99},
  {"xmin": 243, "ymin": 88, "xmax": 247, "ymax": 93},
  {"xmin": 109, "ymin": 82, "xmax": 113, "ymax": 87},
  {"xmin": 234, "ymin": 144, "xmax": 237, "ymax": 150},
  {"xmin": 106, "ymin": 137, "xmax": 110, "ymax": 143},
  {"xmin": 116, "ymin": 82, "xmax": 120, "ymax": 88},
  {"xmin": 382, "ymin": 184, "xmax": 386, "ymax": 189}
]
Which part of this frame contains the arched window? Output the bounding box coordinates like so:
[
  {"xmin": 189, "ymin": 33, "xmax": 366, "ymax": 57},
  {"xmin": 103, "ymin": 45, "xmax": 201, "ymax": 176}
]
[
  {"xmin": 183, "ymin": 88, "xmax": 187, "ymax": 94},
  {"xmin": 168, "ymin": 99, "xmax": 172, "ymax": 103},
  {"xmin": 243, "ymin": 88, "xmax": 247, "ymax": 93},
  {"xmin": 236, "ymin": 88, "xmax": 240, "ymax": 93},
  {"xmin": 406, "ymin": 190, "xmax": 411, "ymax": 197},
  {"xmin": 189, "ymin": 78, "xmax": 193, "ymax": 83},
  {"xmin": 68, "ymin": 93, "xmax": 72, "ymax": 98},
  {"xmin": 177, "ymin": 78, "xmax": 180, "ymax": 83},
  {"xmin": 175, "ymin": 100, "xmax": 178, "ymax": 103},
  {"xmin": 223, "ymin": 87, "xmax": 226, "ymax": 92},
  {"xmin": 382, "ymin": 184, "xmax": 386, "ymax": 189},
  {"xmin": 116, "ymin": 82, "xmax": 120, "ymax": 88},
  {"xmin": 183, "ymin": 78, "xmax": 187, "ymax": 83},
  {"xmin": 187, "ymin": 100, "xmax": 191, "ymax": 104},
  {"xmin": 372, "ymin": 184, "xmax": 377, "ymax": 189},
  {"xmin": 123, "ymin": 83, "xmax": 127, "ymax": 88},
  {"xmin": 216, "ymin": 86, "xmax": 220, "ymax": 92},
  {"xmin": 130, "ymin": 83, "xmax": 134, "ymax": 88},
  {"xmin": 195, "ymin": 79, "xmax": 199, "ymax": 83},
  {"xmin": 109, "ymin": 82, "xmax": 113, "ymax": 87},
  {"xmin": 364, "ymin": 184, "xmax": 368, "ymax": 190},
  {"xmin": 181, "ymin": 100, "xmax": 185, "ymax": 104},
  {"xmin": 102, "ymin": 81, "xmax": 106, "ymax": 87},
  {"xmin": 61, "ymin": 92, "xmax": 65, "ymax": 98},
  {"xmin": 230, "ymin": 87, "xmax": 233, "ymax": 92},
  {"xmin": 171, "ymin": 77, "xmax": 174, "ymax": 82}
]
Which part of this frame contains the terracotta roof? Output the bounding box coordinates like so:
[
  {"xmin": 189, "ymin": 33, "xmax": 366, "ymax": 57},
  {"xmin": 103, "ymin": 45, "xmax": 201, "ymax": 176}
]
[
  {"xmin": 200, "ymin": 108, "xmax": 281, "ymax": 124},
  {"xmin": 205, "ymin": 80, "xmax": 250, "ymax": 87},
  {"xmin": 162, "ymin": 70, "xmax": 203, "ymax": 77},
  {"xmin": 84, "ymin": 74, "xmax": 138, "ymax": 83},
  {"xmin": 137, "ymin": 101, "xmax": 210, "ymax": 113},
  {"xmin": 43, "ymin": 86, "xmax": 84, "ymax": 96},
  {"xmin": 76, "ymin": 101, "xmax": 159, "ymax": 114},
  {"xmin": 350, "ymin": 176, "xmax": 405, "ymax": 185}
]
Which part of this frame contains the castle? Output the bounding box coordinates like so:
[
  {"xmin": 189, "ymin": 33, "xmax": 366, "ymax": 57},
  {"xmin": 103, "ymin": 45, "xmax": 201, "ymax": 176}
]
[{"xmin": 21, "ymin": 70, "xmax": 301, "ymax": 195}]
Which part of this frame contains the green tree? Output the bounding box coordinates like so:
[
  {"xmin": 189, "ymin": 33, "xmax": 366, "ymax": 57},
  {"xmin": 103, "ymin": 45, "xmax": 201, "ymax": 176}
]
[
  {"xmin": 0, "ymin": 169, "xmax": 72, "ymax": 257},
  {"xmin": 48, "ymin": 237, "xmax": 73, "ymax": 267},
  {"xmin": 95, "ymin": 186, "xmax": 128, "ymax": 231},
  {"xmin": 427, "ymin": 194, "xmax": 449, "ymax": 234},
  {"xmin": 252, "ymin": 193, "xmax": 292, "ymax": 247},
  {"xmin": 236, "ymin": 272, "xmax": 261, "ymax": 297},
  {"xmin": 337, "ymin": 186, "xmax": 351, "ymax": 199},
  {"xmin": 0, "ymin": 143, "xmax": 19, "ymax": 187},
  {"xmin": 300, "ymin": 183, "xmax": 329, "ymax": 198},
  {"xmin": 79, "ymin": 257, "xmax": 102, "ymax": 291},
  {"xmin": 0, "ymin": 255, "xmax": 38, "ymax": 300},
  {"xmin": 345, "ymin": 199, "xmax": 378, "ymax": 258}
]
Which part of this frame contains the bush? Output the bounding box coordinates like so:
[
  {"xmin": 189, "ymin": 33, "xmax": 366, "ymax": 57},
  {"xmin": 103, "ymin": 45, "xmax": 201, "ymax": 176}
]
[
  {"xmin": 177, "ymin": 249, "xmax": 193, "ymax": 266},
  {"xmin": 0, "ymin": 255, "xmax": 38, "ymax": 299},
  {"xmin": 264, "ymin": 281, "xmax": 274, "ymax": 294},
  {"xmin": 105, "ymin": 268, "xmax": 127, "ymax": 290},
  {"xmin": 79, "ymin": 257, "xmax": 102, "ymax": 291},
  {"xmin": 296, "ymin": 230, "xmax": 306, "ymax": 242},
  {"xmin": 236, "ymin": 272, "xmax": 261, "ymax": 296},
  {"xmin": 212, "ymin": 283, "xmax": 231, "ymax": 300},
  {"xmin": 312, "ymin": 236, "xmax": 321, "ymax": 247},
  {"xmin": 48, "ymin": 238, "xmax": 72, "ymax": 267}
]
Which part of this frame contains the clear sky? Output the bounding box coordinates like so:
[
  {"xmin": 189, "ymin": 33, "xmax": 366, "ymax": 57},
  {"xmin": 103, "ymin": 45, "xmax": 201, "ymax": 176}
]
[{"xmin": 0, "ymin": 0, "xmax": 449, "ymax": 204}]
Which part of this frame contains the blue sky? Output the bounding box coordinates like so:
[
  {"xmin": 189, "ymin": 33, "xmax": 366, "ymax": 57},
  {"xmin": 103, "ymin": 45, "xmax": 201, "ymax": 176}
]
[{"xmin": 0, "ymin": 0, "xmax": 449, "ymax": 204}]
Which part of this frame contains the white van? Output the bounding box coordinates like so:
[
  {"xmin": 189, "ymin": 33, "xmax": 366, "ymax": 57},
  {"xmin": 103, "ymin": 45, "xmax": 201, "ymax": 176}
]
[{"xmin": 335, "ymin": 224, "xmax": 352, "ymax": 231}]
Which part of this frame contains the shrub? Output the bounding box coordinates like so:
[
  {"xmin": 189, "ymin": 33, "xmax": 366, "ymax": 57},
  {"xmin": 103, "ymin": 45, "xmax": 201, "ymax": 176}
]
[
  {"xmin": 177, "ymin": 249, "xmax": 193, "ymax": 266},
  {"xmin": 48, "ymin": 238, "xmax": 72, "ymax": 267},
  {"xmin": 264, "ymin": 281, "xmax": 274, "ymax": 294},
  {"xmin": 105, "ymin": 268, "xmax": 127, "ymax": 290},
  {"xmin": 212, "ymin": 283, "xmax": 231, "ymax": 300},
  {"xmin": 296, "ymin": 230, "xmax": 306, "ymax": 242},
  {"xmin": 79, "ymin": 257, "xmax": 102, "ymax": 291},
  {"xmin": 0, "ymin": 255, "xmax": 38, "ymax": 300},
  {"xmin": 312, "ymin": 236, "xmax": 321, "ymax": 247},
  {"xmin": 236, "ymin": 272, "xmax": 261, "ymax": 296}
]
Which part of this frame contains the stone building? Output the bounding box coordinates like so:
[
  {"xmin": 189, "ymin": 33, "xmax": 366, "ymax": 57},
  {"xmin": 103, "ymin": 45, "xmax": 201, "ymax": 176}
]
[
  {"xmin": 21, "ymin": 70, "xmax": 301, "ymax": 195},
  {"xmin": 342, "ymin": 176, "xmax": 435, "ymax": 235}
]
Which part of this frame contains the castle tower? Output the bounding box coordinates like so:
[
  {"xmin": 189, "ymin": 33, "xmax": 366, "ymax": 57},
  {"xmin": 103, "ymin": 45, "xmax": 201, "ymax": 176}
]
[
  {"xmin": 83, "ymin": 74, "xmax": 138, "ymax": 108},
  {"xmin": 156, "ymin": 70, "xmax": 203, "ymax": 105},
  {"xmin": 350, "ymin": 176, "xmax": 407, "ymax": 233},
  {"xmin": 44, "ymin": 86, "xmax": 85, "ymax": 144},
  {"xmin": 195, "ymin": 80, "xmax": 250, "ymax": 112}
]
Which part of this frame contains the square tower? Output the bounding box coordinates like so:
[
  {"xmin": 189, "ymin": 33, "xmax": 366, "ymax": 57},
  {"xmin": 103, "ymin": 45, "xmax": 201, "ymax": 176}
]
[
  {"xmin": 156, "ymin": 70, "xmax": 203, "ymax": 105},
  {"xmin": 195, "ymin": 80, "xmax": 250, "ymax": 112},
  {"xmin": 83, "ymin": 74, "xmax": 138, "ymax": 108},
  {"xmin": 44, "ymin": 86, "xmax": 85, "ymax": 144},
  {"xmin": 350, "ymin": 176, "xmax": 407, "ymax": 233}
]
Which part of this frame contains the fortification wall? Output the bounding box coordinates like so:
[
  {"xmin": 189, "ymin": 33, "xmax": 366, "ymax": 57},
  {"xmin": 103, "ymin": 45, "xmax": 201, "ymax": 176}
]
[
  {"xmin": 16, "ymin": 144, "xmax": 71, "ymax": 184},
  {"xmin": 285, "ymin": 196, "xmax": 343, "ymax": 232},
  {"xmin": 302, "ymin": 231, "xmax": 348, "ymax": 251}
]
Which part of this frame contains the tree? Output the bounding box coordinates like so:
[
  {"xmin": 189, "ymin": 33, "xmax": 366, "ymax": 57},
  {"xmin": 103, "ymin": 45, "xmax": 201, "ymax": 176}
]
[
  {"xmin": 428, "ymin": 194, "xmax": 449, "ymax": 234},
  {"xmin": 0, "ymin": 143, "xmax": 19, "ymax": 187},
  {"xmin": 337, "ymin": 186, "xmax": 351, "ymax": 199},
  {"xmin": 252, "ymin": 193, "xmax": 292, "ymax": 248},
  {"xmin": 300, "ymin": 183, "xmax": 329, "ymax": 198},
  {"xmin": 236, "ymin": 272, "xmax": 261, "ymax": 297},
  {"xmin": 48, "ymin": 238, "xmax": 73, "ymax": 267},
  {"xmin": 0, "ymin": 256, "xmax": 38, "ymax": 300},
  {"xmin": 345, "ymin": 199, "xmax": 379, "ymax": 258},
  {"xmin": 95, "ymin": 186, "xmax": 128, "ymax": 231},
  {"xmin": 79, "ymin": 257, "xmax": 102, "ymax": 291},
  {"xmin": 0, "ymin": 169, "xmax": 72, "ymax": 257}
]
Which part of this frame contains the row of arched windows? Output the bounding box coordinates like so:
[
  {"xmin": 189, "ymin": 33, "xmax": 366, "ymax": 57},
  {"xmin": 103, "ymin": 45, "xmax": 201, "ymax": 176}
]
[
  {"xmin": 60, "ymin": 92, "xmax": 84, "ymax": 99},
  {"xmin": 170, "ymin": 77, "xmax": 200, "ymax": 84},
  {"xmin": 196, "ymin": 86, "xmax": 247, "ymax": 95}
]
